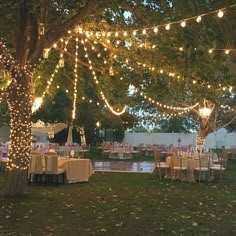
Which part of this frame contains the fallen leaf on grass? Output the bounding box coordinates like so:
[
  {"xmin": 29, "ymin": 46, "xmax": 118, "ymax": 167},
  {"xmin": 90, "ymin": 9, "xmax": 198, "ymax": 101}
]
[
  {"xmin": 116, "ymin": 222, "xmax": 123, "ymax": 227},
  {"xmin": 192, "ymin": 222, "xmax": 198, "ymax": 227}
]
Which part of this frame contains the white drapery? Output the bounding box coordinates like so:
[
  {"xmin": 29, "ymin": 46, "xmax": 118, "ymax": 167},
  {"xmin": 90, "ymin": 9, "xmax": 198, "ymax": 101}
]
[
  {"xmin": 32, "ymin": 122, "xmax": 67, "ymax": 136},
  {"xmin": 66, "ymin": 126, "xmax": 73, "ymax": 145}
]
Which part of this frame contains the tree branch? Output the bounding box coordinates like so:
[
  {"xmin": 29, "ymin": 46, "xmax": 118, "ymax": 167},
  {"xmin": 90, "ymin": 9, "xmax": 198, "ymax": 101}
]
[
  {"xmin": 0, "ymin": 41, "xmax": 20, "ymax": 79},
  {"xmin": 29, "ymin": 0, "xmax": 103, "ymax": 65},
  {"xmin": 215, "ymin": 114, "xmax": 236, "ymax": 131},
  {"xmin": 16, "ymin": 0, "xmax": 29, "ymax": 66},
  {"xmin": 56, "ymin": 45, "xmax": 104, "ymax": 73}
]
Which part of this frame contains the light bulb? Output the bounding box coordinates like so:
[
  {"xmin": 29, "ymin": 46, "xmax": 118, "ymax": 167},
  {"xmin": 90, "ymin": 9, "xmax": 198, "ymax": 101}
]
[
  {"xmin": 225, "ymin": 50, "xmax": 230, "ymax": 54},
  {"xmin": 153, "ymin": 27, "xmax": 158, "ymax": 33},
  {"xmin": 196, "ymin": 16, "xmax": 202, "ymax": 23},
  {"xmin": 180, "ymin": 21, "xmax": 186, "ymax": 27},
  {"xmin": 165, "ymin": 24, "xmax": 170, "ymax": 30},
  {"xmin": 218, "ymin": 10, "xmax": 224, "ymax": 18}
]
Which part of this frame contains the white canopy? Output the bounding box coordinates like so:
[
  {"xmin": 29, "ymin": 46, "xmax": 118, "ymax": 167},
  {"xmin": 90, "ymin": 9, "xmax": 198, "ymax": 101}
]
[{"xmin": 32, "ymin": 122, "xmax": 67, "ymax": 136}]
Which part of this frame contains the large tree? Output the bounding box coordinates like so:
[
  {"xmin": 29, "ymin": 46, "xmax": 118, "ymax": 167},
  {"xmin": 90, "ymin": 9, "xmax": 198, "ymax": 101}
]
[{"xmin": 0, "ymin": 0, "xmax": 235, "ymax": 195}]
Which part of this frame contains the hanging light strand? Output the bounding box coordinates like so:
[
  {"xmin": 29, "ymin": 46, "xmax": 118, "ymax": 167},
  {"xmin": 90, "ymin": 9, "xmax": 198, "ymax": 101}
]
[
  {"xmin": 41, "ymin": 38, "xmax": 71, "ymax": 99},
  {"xmin": 136, "ymin": 87, "xmax": 199, "ymax": 111},
  {"xmin": 80, "ymin": 39, "xmax": 127, "ymax": 116},
  {"xmin": 70, "ymin": 4, "xmax": 236, "ymax": 38},
  {"xmin": 72, "ymin": 37, "xmax": 79, "ymax": 120},
  {"xmin": 84, "ymin": 36, "xmax": 234, "ymax": 92}
]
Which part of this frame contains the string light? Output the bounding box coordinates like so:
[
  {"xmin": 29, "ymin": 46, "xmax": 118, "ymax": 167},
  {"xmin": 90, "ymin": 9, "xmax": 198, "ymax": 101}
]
[
  {"xmin": 137, "ymin": 88, "xmax": 199, "ymax": 111},
  {"xmin": 85, "ymin": 35, "xmax": 235, "ymax": 93},
  {"xmin": 41, "ymin": 37, "xmax": 71, "ymax": 101},
  {"xmin": 72, "ymin": 37, "xmax": 79, "ymax": 120},
  {"xmin": 0, "ymin": 40, "xmax": 33, "ymax": 170},
  {"xmin": 72, "ymin": 4, "xmax": 236, "ymax": 38},
  {"xmin": 80, "ymin": 39, "xmax": 127, "ymax": 116}
]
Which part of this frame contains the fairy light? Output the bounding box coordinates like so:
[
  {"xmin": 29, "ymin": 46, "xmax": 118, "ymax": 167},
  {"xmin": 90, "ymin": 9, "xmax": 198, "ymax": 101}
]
[
  {"xmin": 73, "ymin": 4, "xmax": 235, "ymax": 40},
  {"xmin": 153, "ymin": 27, "xmax": 158, "ymax": 33},
  {"xmin": 41, "ymin": 38, "xmax": 71, "ymax": 99},
  {"xmin": 0, "ymin": 40, "xmax": 33, "ymax": 171},
  {"xmin": 196, "ymin": 16, "xmax": 202, "ymax": 23},
  {"xmin": 86, "ymin": 34, "xmax": 235, "ymax": 93},
  {"xmin": 217, "ymin": 10, "xmax": 224, "ymax": 18},
  {"xmin": 80, "ymin": 39, "xmax": 126, "ymax": 116},
  {"xmin": 225, "ymin": 49, "xmax": 230, "ymax": 54},
  {"xmin": 165, "ymin": 24, "xmax": 170, "ymax": 30},
  {"xmin": 137, "ymin": 87, "xmax": 199, "ymax": 111},
  {"xmin": 180, "ymin": 21, "xmax": 186, "ymax": 27},
  {"xmin": 72, "ymin": 37, "xmax": 79, "ymax": 120},
  {"xmin": 208, "ymin": 49, "xmax": 213, "ymax": 53},
  {"xmin": 5, "ymin": 2, "xmax": 234, "ymax": 171},
  {"xmin": 32, "ymin": 97, "xmax": 42, "ymax": 113}
]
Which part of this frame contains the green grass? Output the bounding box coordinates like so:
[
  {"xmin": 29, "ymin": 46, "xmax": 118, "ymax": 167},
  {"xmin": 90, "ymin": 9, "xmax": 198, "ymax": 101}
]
[{"xmin": 0, "ymin": 160, "xmax": 236, "ymax": 235}]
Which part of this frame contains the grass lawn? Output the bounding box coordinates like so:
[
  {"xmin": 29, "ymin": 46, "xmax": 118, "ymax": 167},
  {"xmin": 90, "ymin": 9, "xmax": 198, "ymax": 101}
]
[{"xmin": 0, "ymin": 157, "xmax": 236, "ymax": 235}]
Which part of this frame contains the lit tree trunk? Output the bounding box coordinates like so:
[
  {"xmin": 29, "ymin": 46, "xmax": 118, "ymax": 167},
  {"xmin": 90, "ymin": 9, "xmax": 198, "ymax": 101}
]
[
  {"xmin": 80, "ymin": 127, "xmax": 86, "ymax": 146},
  {"xmin": 1, "ymin": 74, "xmax": 32, "ymax": 196},
  {"xmin": 197, "ymin": 117, "xmax": 211, "ymax": 147}
]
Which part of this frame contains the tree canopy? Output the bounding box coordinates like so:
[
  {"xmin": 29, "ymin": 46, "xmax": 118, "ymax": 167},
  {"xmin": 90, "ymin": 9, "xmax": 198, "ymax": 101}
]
[{"xmin": 1, "ymin": 0, "xmax": 236, "ymax": 135}]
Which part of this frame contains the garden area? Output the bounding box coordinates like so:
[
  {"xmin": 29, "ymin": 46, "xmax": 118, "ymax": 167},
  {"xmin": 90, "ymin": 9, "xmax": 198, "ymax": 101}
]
[
  {"xmin": 0, "ymin": 154, "xmax": 236, "ymax": 235},
  {"xmin": 0, "ymin": 1, "xmax": 236, "ymax": 235}
]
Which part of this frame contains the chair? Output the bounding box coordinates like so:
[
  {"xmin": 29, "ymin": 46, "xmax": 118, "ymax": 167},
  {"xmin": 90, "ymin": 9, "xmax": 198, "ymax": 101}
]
[
  {"xmin": 123, "ymin": 146, "xmax": 133, "ymax": 159},
  {"xmin": 211, "ymin": 153, "xmax": 219, "ymax": 164},
  {"xmin": 171, "ymin": 156, "xmax": 188, "ymax": 183},
  {"xmin": 154, "ymin": 150, "xmax": 170, "ymax": 180},
  {"xmin": 28, "ymin": 154, "xmax": 45, "ymax": 184},
  {"xmin": 210, "ymin": 151, "xmax": 228, "ymax": 182},
  {"xmin": 194, "ymin": 155, "xmax": 210, "ymax": 183},
  {"xmin": 44, "ymin": 154, "xmax": 65, "ymax": 184}
]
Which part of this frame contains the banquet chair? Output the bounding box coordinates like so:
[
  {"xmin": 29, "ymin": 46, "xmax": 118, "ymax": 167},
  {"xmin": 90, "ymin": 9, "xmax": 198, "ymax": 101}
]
[
  {"xmin": 211, "ymin": 153, "xmax": 219, "ymax": 164},
  {"xmin": 44, "ymin": 154, "xmax": 65, "ymax": 184},
  {"xmin": 194, "ymin": 155, "xmax": 210, "ymax": 183},
  {"xmin": 171, "ymin": 156, "xmax": 188, "ymax": 183},
  {"xmin": 210, "ymin": 150, "xmax": 228, "ymax": 182},
  {"xmin": 154, "ymin": 150, "xmax": 170, "ymax": 180},
  {"xmin": 0, "ymin": 151, "xmax": 7, "ymax": 173},
  {"xmin": 28, "ymin": 154, "xmax": 45, "ymax": 184},
  {"xmin": 123, "ymin": 146, "xmax": 133, "ymax": 159}
]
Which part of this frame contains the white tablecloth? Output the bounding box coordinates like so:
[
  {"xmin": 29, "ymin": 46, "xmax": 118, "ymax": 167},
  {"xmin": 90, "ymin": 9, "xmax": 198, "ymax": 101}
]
[{"xmin": 58, "ymin": 158, "xmax": 94, "ymax": 183}]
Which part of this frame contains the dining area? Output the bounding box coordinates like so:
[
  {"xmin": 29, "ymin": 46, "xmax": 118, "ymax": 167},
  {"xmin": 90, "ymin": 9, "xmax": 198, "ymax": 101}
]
[
  {"xmin": 154, "ymin": 149, "xmax": 228, "ymax": 183},
  {"xmin": 28, "ymin": 151, "xmax": 94, "ymax": 185}
]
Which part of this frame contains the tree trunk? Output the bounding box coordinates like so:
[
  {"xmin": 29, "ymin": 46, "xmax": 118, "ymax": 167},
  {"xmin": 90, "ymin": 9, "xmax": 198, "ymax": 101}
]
[
  {"xmin": 1, "ymin": 74, "xmax": 32, "ymax": 196},
  {"xmin": 197, "ymin": 118, "xmax": 211, "ymax": 147}
]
